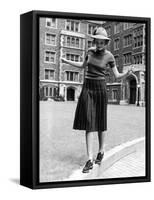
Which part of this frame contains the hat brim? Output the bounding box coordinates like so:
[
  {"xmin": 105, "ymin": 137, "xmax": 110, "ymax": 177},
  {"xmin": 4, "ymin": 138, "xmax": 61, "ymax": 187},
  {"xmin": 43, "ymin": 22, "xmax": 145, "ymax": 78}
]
[{"xmin": 91, "ymin": 35, "xmax": 111, "ymax": 40}]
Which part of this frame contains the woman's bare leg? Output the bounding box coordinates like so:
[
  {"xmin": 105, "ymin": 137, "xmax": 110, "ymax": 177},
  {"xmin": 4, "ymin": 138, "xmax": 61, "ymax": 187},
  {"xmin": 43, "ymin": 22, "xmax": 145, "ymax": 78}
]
[
  {"xmin": 97, "ymin": 131, "xmax": 106, "ymax": 153},
  {"xmin": 85, "ymin": 131, "xmax": 94, "ymax": 161}
]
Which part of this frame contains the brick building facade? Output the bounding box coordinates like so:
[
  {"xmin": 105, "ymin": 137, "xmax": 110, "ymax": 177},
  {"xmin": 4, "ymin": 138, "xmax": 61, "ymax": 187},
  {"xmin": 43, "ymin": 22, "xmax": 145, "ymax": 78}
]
[{"xmin": 39, "ymin": 18, "xmax": 145, "ymax": 106}]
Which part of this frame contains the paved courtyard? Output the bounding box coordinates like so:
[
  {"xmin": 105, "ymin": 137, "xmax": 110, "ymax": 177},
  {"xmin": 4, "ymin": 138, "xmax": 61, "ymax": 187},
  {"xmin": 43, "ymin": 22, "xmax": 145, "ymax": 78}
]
[
  {"xmin": 101, "ymin": 143, "xmax": 145, "ymax": 178},
  {"xmin": 39, "ymin": 101, "xmax": 145, "ymax": 182}
]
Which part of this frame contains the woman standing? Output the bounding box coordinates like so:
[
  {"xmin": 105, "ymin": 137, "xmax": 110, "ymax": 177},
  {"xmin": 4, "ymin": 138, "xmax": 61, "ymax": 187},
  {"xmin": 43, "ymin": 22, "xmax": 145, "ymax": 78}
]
[{"xmin": 61, "ymin": 27, "xmax": 133, "ymax": 173}]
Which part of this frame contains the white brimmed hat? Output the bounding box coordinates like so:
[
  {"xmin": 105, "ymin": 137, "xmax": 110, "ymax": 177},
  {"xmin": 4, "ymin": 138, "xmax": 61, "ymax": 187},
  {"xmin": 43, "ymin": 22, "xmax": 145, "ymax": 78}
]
[{"xmin": 91, "ymin": 27, "xmax": 110, "ymax": 40}]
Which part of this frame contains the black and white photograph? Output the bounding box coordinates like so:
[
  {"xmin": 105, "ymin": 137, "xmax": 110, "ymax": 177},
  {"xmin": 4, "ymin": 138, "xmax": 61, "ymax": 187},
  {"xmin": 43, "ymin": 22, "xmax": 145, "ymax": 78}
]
[
  {"xmin": 0, "ymin": 0, "xmax": 153, "ymax": 197},
  {"xmin": 38, "ymin": 13, "xmax": 150, "ymax": 184}
]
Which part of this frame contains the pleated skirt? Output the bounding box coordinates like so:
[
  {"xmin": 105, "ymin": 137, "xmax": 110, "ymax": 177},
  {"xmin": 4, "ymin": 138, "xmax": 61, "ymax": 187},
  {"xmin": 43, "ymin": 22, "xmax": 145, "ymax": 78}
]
[{"xmin": 73, "ymin": 78, "xmax": 108, "ymax": 132}]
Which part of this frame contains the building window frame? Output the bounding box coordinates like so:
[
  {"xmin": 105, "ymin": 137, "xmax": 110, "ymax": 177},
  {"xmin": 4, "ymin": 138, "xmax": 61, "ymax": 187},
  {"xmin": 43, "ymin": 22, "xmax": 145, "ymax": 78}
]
[
  {"xmin": 133, "ymin": 53, "xmax": 143, "ymax": 64},
  {"xmin": 65, "ymin": 20, "xmax": 80, "ymax": 32},
  {"xmin": 114, "ymin": 23, "xmax": 121, "ymax": 34},
  {"xmin": 123, "ymin": 34, "xmax": 132, "ymax": 47},
  {"xmin": 114, "ymin": 38, "xmax": 120, "ymax": 50},
  {"xmin": 123, "ymin": 23, "xmax": 134, "ymax": 30},
  {"xmin": 87, "ymin": 40, "xmax": 94, "ymax": 48},
  {"xmin": 133, "ymin": 35, "xmax": 143, "ymax": 48},
  {"xmin": 66, "ymin": 53, "xmax": 81, "ymax": 62},
  {"xmin": 123, "ymin": 52, "xmax": 132, "ymax": 65},
  {"xmin": 44, "ymin": 86, "xmax": 57, "ymax": 97},
  {"xmin": 87, "ymin": 24, "xmax": 97, "ymax": 35},
  {"xmin": 46, "ymin": 18, "xmax": 57, "ymax": 29},
  {"xmin": 44, "ymin": 68, "xmax": 55, "ymax": 80},
  {"xmin": 45, "ymin": 32, "xmax": 57, "ymax": 46},
  {"xmin": 133, "ymin": 27, "xmax": 143, "ymax": 48},
  {"xmin": 64, "ymin": 35, "xmax": 84, "ymax": 49},
  {"xmin": 44, "ymin": 50, "xmax": 56, "ymax": 63},
  {"xmin": 65, "ymin": 71, "xmax": 79, "ymax": 82}
]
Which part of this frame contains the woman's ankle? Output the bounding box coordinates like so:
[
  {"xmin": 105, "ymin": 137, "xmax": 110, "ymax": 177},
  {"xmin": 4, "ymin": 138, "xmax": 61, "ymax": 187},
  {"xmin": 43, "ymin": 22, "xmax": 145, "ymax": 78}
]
[{"xmin": 98, "ymin": 150, "xmax": 104, "ymax": 154}]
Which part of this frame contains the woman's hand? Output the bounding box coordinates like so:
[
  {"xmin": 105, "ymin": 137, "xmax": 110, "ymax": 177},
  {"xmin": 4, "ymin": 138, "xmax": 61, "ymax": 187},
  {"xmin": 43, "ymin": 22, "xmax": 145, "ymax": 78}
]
[
  {"xmin": 61, "ymin": 57, "xmax": 68, "ymax": 64},
  {"xmin": 127, "ymin": 66, "xmax": 134, "ymax": 76},
  {"xmin": 60, "ymin": 57, "xmax": 84, "ymax": 68}
]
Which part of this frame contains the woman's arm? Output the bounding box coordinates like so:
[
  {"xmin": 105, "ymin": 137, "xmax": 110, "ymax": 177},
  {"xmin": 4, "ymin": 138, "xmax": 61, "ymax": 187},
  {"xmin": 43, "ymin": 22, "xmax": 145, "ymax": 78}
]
[
  {"xmin": 108, "ymin": 52, "xmax": 133, "ymax": 80},
  {"xmin": 61, "ymin": 57, "xmax": 87, "ymax": 69},
  {"xmin": 112, "ymin": 65, "xmax": 133, "ymax": 80}
]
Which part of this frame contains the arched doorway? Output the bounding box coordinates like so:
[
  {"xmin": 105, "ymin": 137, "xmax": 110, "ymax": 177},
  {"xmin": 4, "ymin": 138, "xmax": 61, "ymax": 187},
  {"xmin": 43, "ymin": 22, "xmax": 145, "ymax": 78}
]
[
  {"xmin": 129, "ymin": 79, "xmax": 137, "ymax": 104},
  {"xmin": 67, "ymin": 87, "xmax": 75, "ymax": 101}
]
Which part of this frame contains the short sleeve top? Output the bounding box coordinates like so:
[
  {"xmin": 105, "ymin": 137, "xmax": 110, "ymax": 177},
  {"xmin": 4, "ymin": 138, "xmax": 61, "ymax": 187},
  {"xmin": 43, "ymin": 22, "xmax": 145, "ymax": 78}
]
[{"xmin": 85, "ymin": 47, "xmax": 116, "ymax": 80}]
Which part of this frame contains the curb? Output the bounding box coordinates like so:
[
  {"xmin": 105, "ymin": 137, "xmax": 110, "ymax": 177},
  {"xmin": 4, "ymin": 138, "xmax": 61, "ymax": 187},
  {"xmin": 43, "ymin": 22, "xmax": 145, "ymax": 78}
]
[{"xmin": 66, "ymin": 137, "xmax": 145, "ymax": 181}]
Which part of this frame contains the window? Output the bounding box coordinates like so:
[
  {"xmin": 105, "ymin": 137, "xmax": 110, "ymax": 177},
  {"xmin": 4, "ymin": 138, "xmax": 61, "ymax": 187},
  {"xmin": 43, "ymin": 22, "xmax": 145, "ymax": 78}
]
[
  {"xmin": 114, "ymin": 38, "xmax": 120, "ymax": 50},
  {"xmin": 134, "ymin": 35, "xmax": 143, "ymax": 47},
  {"xmin": 66, "ymin": 20, "xmax": 70, "ymax": 30},
  {"xmin": 71, "ymin": 38, "xmax": 75, "ymax": 46},
  {"xmin": 66, "ymin": 53, "xmax": 80, "ymax": 62},
  {"xmin": 54, "ymin": 88, "xmax": 57, "ymax": 96},
  {"xmin": 123, "ymin": 34, "xmax": 132, "ymax": 47},
  {"xmin": 133, "ymin": 54, "xmax": 143, "ymax": 64},
  {"xmin": 123, "ymin": 53, "xmax": 132, "ymax": 65},
  {"xmin": 44, "ymin": 86, "xmax": 57, "ymax": 97},
  {"xmin": 64, "ymin": 36, "xmax": 83, "ymax": 49},
  {"xmin": 87, "ymin": 40, "xmax": 93, "ymax": 48},
  {"xmin": 133, "ymin": 27, "xmax": 143, "ymax": 48},
  {"xmin": 114, "ymin": 23, "xmax": 121, "ymax": 34},
  {"xmin": 45, "ymin": 69, "xmax": 55, "ymax": 80},
  {"xmin": 46, "ymin": 18, "xmax": 57, "ymax": 28},
  {"xmin": 67, "ymin": 37, "xmax": 70, "ymax": 46},
  {"xmin": 65, "ymin": 71, "xmax": 79, "ymax": 82},
  {"xmin": 44, "ymin": 51, "xmax": 56, "ymax": 63},
  {"xmin": 45, "ymin": 87, "xmax": 48, "ymax": 96},
  {"xmin": 114, "ymin": 56, "xmax": 119, "ymax": 66},
  {"xmin": 76, "ymin": 38, "xmax": 79, "ymax": 48},
  {"xmin": 45, "ymin": 33, "xmax": 56, "ymax": 45},
  {"xmin": 75, "ymin": 55, "xmax": 79, "ymax": 62},
  {"xmin": 123, "ymin": 23, "xmax": 134, "ymax": 30},
  {"xmin": 65, "ymin": 20, "xmax": 79, "ymax": 32},
  {"xmin": 49, "ymin": 88, "xmax": 52, "ymax": 96},
  {"xmin": 88, "ymin": 24, "xmax": 97, "ymax": 35},
  {"xmin": 71, "ymin": 54, "xmax": 74, "ymax": 61}
]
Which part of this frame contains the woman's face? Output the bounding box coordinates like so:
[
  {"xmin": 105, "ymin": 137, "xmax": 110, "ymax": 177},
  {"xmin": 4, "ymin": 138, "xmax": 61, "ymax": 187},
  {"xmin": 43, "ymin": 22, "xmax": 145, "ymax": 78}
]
[{"xmin": 95, "ymin": 39, "xmax": 107, "ymax": 51}]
